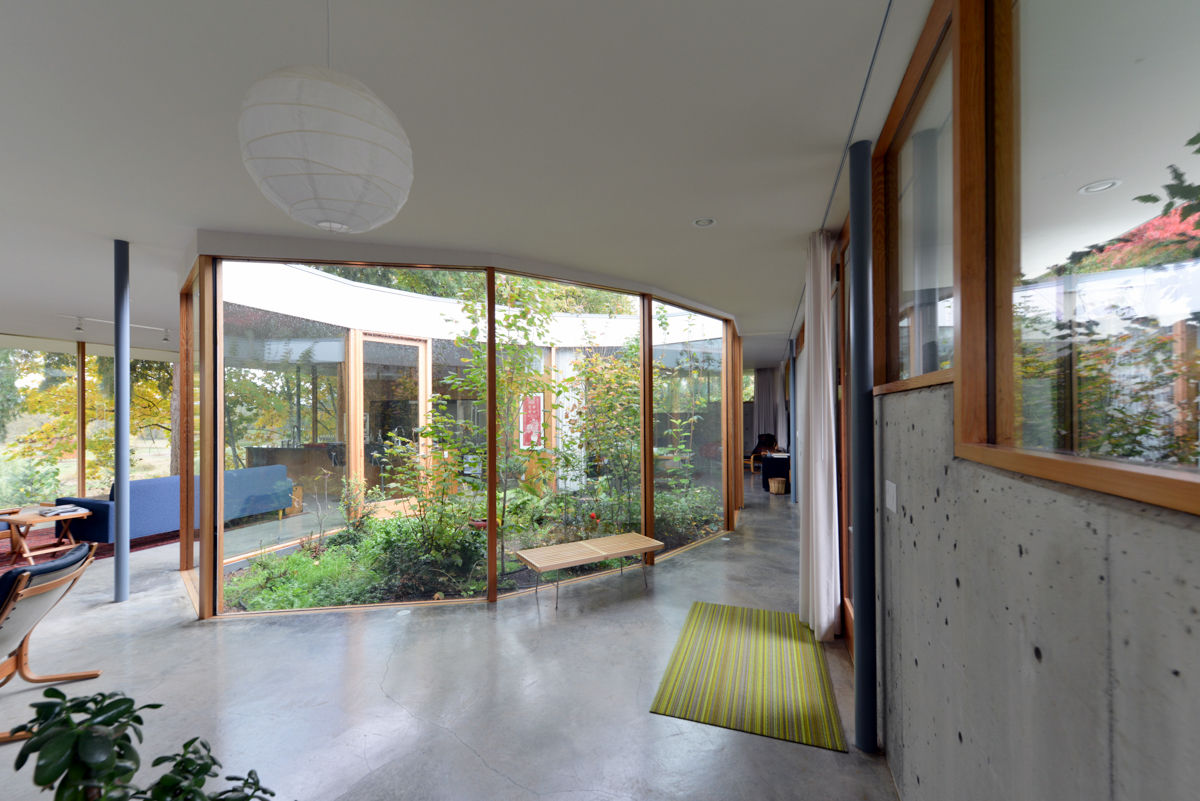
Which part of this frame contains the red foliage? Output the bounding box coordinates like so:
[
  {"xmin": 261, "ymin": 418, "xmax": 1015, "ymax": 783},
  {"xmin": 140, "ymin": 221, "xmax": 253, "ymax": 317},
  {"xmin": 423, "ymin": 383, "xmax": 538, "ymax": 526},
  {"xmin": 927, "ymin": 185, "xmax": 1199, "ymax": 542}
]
[{"xmin": 1085, "ymin": 207, "xmax": 1200, "ymax": 271}]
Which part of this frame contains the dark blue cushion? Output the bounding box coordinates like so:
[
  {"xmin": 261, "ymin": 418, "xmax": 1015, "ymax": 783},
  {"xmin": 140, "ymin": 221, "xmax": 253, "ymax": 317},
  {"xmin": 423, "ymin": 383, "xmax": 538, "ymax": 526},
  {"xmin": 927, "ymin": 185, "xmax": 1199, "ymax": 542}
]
[
  {"xmin": 0, "ymin": 542, "xmax": 91, "ymax": 603},
  {"xmin": 54, "ymin": 498, "xmax": 115, "ymax": 543}
]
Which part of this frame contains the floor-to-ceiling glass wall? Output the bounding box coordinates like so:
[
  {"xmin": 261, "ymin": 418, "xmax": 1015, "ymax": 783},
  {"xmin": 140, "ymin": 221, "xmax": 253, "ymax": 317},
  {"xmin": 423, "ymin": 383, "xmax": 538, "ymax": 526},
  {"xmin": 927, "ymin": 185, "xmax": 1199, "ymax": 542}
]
[
  {"xmin": 0, "ymin": 340, "xmax": 78, "ymax": 504},
  {"xmin": 187, "ymin": 278, "xmax": 201, "ymax": 573},
  {"xmin": 89, "ymin": 353, "xmax": 177, "ymax": 491},
  {"xmin": 220, "ymin": 295, "xmax": 348, "ymax": 568},
  {"xmin": 205, "ymin": 259, "xmax": 731, "ymax": 613},
  {"xmin": 491, "ymin": 274, "xmax": 642, "ymax": 594},
  {"xmin": 219, "ymin": 261, "xmax": 491, "ymax": 610},
  {"xmin": 651, "ymin": 301, "xmax": 726, "ymax": 550}
]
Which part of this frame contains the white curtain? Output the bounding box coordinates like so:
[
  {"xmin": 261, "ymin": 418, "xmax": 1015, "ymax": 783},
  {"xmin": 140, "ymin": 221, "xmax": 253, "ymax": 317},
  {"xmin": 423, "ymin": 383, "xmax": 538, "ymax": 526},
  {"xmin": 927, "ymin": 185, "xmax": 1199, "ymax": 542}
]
[
  {"xmin": 799, "ymin": 231, "xmax": 841, "ymax": 641},
  {"xmin": 753, "ymin": 368, "xmax": 778, "ymax": 445},
  {"xmin": 773, "ymin": 367, "xmax": 787, "ymax": 450}
]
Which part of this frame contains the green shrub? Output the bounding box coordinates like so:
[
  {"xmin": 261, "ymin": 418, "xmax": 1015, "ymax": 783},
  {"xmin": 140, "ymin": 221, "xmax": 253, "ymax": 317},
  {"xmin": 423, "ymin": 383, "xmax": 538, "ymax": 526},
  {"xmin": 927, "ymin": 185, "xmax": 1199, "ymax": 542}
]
[
  {"xmin": 361, "ymin": 515, "xmax": 486, "ymax": 599},
  {"xmin": 653, "ymin": 486, "xmax": 722, "ymax": 548},
  {"xmin": 224, "ymin": 548, "xmax": 382, "ymax": 611},
  {"xmin": 0, "ymin": 457, "xmax": 61, "ymax": 506}
]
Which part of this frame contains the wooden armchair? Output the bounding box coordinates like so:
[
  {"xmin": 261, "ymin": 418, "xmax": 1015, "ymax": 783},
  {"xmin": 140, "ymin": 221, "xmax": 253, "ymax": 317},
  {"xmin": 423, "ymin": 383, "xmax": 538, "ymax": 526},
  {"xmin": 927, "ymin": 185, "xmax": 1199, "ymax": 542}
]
[{"xmin": 0, "ymin": 543, "xmax": 100, "ymax": 744}]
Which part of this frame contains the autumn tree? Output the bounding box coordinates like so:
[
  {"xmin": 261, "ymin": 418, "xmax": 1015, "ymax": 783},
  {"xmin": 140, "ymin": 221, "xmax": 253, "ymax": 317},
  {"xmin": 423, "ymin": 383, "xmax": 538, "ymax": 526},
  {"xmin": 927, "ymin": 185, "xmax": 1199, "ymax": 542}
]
[{"xmin": 1, "ymin": 352, "xmax": 175, "ymax": 494}]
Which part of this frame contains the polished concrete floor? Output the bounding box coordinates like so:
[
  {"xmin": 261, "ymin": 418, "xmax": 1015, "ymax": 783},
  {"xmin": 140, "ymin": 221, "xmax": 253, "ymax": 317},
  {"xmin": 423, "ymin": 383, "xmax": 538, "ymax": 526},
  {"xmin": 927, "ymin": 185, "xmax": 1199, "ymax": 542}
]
[{"xmin": 2, "ymin": 479, "xmax": 898, "ymax": 801}]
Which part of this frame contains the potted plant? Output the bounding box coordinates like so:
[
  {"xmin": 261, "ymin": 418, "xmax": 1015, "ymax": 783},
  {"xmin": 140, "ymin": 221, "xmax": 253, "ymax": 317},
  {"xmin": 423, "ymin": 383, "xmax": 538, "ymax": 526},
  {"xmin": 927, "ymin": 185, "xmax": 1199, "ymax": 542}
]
[{"xmin": 9, "ymin": 687, "xmax": 281, "ymax": 801}]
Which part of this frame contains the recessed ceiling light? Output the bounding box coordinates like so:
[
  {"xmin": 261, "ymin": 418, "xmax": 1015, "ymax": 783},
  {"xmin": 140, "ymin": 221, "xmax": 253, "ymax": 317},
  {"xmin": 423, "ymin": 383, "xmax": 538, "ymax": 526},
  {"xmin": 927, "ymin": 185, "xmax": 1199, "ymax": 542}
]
[
  {"xmin": 1078, "ymin": 179, "xmax": 1121, "ymax": 195},
  {"xmin": 692, "ymin": 218, "xmax": 715, "ymax": 228}
]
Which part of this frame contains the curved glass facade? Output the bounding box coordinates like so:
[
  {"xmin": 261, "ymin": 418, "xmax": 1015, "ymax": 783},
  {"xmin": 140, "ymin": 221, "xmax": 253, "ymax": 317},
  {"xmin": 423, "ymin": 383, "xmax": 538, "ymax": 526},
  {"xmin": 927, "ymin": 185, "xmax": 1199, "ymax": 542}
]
[{"xmin": 194, "ymin": 260, "xmax": 733, "ymax": 614}]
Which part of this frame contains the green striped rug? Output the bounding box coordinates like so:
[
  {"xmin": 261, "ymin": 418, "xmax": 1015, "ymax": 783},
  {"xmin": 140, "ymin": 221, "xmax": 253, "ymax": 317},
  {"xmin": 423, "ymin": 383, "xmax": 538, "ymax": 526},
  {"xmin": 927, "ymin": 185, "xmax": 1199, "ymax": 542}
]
[{"xmin": 650, "ymin": 601, "xmax": 847, "ymax": 751}]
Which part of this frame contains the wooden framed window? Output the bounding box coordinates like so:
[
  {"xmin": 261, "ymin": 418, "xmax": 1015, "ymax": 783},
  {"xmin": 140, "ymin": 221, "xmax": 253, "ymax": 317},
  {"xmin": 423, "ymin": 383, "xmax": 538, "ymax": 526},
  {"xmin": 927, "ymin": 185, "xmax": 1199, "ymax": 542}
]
[
  {"xmin": 189, "ymin": 253, "xmax": 739, "ymax": 617},
  {"xmin": 954, "ymin": 0, "xmax": 1200, "ymax": 516},
  {"xmin": 871, "ymin": 0, "xmax": 956, "ymax": 393}
]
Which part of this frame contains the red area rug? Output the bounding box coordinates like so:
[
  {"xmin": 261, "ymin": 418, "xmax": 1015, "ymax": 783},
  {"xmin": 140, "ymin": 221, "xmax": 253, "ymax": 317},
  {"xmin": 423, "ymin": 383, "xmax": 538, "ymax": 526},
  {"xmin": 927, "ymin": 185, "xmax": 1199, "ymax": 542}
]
[{"xmin": 0, "ymin": 525, "xmax": 179, "ymax": 576}]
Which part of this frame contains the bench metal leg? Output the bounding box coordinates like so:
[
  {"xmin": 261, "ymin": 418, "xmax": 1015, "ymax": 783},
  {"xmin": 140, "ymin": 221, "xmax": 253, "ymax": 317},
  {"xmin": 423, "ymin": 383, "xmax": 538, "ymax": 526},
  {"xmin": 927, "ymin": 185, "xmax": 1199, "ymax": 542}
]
[{"xmin": 642, "ymin": 559, "xmax": 648, "ymax": 589}]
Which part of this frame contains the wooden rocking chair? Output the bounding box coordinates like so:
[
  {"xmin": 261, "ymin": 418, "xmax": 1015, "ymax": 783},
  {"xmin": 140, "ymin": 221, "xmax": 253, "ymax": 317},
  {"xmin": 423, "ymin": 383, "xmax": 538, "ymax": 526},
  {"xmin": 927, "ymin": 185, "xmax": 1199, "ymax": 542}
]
[{"xmin": 0, "ymin": 543, "xmax": 100, "ymax": 744}]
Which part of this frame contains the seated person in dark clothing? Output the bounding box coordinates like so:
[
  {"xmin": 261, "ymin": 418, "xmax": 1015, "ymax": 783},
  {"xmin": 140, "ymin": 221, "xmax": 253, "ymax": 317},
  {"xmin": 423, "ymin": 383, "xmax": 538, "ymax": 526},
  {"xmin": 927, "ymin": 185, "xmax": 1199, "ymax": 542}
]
[
  {"xmin": 751, "ymin": 433, "xmax": 780, "ymax": 455},
  {"xmin": 753, "ymin": 433, "xmax": 790, "ymax": 491}
]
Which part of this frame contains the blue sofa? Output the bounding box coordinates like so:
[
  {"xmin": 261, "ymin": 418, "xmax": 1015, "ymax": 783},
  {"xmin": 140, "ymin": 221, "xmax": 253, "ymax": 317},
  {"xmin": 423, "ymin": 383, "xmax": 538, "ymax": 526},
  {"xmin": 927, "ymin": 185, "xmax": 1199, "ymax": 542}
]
[{"xmin": 56, "ymin": 465, "xmax": 294, "ymax": 544}]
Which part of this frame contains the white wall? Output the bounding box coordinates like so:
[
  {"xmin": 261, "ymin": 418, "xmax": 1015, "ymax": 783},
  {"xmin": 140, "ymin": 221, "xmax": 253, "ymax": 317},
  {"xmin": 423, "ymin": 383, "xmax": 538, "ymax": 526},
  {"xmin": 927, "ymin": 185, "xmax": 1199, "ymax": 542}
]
[{"xmin": 877, "ymin": 383, "xmax": 1200, "ymax": 801}]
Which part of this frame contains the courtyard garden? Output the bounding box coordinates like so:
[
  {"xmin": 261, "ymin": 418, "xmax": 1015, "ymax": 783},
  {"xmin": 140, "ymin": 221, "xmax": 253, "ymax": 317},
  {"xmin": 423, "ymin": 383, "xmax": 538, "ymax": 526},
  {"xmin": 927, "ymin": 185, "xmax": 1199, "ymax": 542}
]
[{"xmin": 221, "ymin": 269, "xmax": 726, "ymax": 611}]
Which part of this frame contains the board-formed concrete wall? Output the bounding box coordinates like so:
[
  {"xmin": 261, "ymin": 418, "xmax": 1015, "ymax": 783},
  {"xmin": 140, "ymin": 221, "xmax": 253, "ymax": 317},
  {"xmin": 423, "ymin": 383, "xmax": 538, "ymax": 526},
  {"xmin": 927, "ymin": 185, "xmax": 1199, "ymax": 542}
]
[{"xmin": 876, "ymin": 383, "xmax": 1200, "ymax": 801}]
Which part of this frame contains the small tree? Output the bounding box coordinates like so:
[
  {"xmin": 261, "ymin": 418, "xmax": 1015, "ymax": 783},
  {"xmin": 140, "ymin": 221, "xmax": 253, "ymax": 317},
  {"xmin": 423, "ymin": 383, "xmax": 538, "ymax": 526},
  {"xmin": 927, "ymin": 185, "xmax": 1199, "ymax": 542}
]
[
  {"xmin": 442, "ymin": 275, "xmax": 559, "ymax": 571},
  {"xmin": 559, "ymin": 339, "xmax": 642, "ymax": 533}
]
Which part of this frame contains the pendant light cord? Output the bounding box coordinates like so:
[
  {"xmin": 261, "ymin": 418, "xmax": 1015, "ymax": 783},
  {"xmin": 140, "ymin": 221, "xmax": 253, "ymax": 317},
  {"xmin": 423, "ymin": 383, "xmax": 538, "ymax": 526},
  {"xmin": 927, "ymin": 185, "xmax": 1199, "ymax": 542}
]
[{"xmin": 326, "ymin": 0, "xmax": 331, "ymax": 68}]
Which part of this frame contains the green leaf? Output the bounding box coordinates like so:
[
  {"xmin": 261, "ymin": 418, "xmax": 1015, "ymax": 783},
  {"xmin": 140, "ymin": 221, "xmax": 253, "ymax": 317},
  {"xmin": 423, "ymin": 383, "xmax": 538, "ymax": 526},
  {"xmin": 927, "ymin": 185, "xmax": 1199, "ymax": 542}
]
[
  {"xmin": 114, "ymin": 756, "xmax": 140, "ymax": 778},
  {"xmin": 76, "ymin": 727, "xmax": 116, "ymax": 766},
  {"xmin": 30, "ymin": 699, "xmax": 66, "ymax": 715},
  {"xmin": 53, "ymin": 780, "xmax": 85, "ymax": 801},
  {"xmin": 90, "ymin": 697, "xmax": 135, "ymax": 726},
  {"xmin": 1133, "ymin": 193, "xmax": 1160, "ymax": 204},
  {"xmin": 32, "ymin": 730, "xmax": 77, "ymax": 787}
]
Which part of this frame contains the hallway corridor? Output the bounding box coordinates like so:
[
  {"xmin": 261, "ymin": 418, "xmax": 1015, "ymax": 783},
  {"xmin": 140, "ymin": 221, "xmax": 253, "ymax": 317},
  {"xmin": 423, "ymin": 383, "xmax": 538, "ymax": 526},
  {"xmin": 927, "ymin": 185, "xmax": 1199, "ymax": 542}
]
[{"xmin": 1, "ymin": 477, "xmax": 897, "ymax": 800}]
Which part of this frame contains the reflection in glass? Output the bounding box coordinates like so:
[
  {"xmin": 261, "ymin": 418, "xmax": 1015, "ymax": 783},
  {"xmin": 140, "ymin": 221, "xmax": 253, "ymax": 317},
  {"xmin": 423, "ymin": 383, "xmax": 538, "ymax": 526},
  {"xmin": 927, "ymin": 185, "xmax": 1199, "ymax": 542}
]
[
  {"xmin": 652, "ymin": 301, "xmax": 725, "ymax": 549},
  {"xmin": 221, "ymin": 300, "xmax": 347, "ymax": 564},
  {"xmin": 896, "ymin": 49, "xmax": 954, "ymax": 379},
  {"xmin": 363, "ymin": 338, "xmax": 420, "ymax": 493},
  {"xmin": 1014, "ymin": 0, "xmax": 1200, "ymax": 470}
]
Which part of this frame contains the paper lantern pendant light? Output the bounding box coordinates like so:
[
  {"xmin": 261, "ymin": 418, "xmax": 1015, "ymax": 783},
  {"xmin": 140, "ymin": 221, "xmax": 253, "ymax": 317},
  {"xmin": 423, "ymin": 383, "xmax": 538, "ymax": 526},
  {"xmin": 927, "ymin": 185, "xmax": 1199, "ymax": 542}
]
[{"xmin": 238, "ymin": 65, "xmax": 413, "ymax": 234}]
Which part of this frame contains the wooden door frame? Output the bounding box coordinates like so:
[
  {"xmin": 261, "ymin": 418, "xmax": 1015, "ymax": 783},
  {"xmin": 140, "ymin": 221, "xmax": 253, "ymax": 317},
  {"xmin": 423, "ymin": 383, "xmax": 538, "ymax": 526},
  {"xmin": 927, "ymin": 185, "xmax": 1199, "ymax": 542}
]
[{"xmin": 833, "ymin": 223, "xmax": 855, "ymax": 658}]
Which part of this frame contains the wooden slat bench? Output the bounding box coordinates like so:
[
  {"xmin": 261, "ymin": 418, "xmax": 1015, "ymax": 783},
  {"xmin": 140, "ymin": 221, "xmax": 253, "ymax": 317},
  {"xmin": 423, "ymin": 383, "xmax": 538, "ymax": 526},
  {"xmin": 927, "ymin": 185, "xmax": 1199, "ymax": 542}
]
[{"xmin": 515, "ymin": 532, "xmax": 665, "ymax": 608}]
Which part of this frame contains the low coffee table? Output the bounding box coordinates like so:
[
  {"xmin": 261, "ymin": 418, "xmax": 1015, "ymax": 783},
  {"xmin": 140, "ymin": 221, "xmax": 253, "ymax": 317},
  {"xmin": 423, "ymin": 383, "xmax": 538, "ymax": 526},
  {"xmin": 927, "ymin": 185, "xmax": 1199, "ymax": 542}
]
[{"xmin": 0, "ymin": 506, "xmax": 91, "ymax": 565}]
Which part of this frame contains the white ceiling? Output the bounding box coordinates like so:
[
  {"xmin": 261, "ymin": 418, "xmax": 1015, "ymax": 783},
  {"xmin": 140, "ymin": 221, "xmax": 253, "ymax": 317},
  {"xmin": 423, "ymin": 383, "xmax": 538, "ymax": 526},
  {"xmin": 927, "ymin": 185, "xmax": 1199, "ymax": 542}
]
[{"xmin": 0, "ymin": 0, "xmax": 932, "ymax": 366}]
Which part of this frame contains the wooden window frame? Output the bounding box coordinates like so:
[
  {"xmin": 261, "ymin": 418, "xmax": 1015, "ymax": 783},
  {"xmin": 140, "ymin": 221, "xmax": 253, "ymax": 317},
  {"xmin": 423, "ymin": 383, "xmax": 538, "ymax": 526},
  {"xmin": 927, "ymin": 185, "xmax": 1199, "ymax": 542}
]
[
  {"xmin": 952, "ymin": 0, "xmax": 1200, "ymax": 517},
  {"xmin": 355, "ymin": 332, "xmax": 430, "ymax": 490},
  {"xmin": 830, "ymin": 223, "xmax": 856, "ymax": 657},
  {"xmin": 871, "ymin": 0, "xmax": 955, "ymax": 394},
  {"xmin": 177, "ymin": 271, "xmax": 195, "ymax": 574}
]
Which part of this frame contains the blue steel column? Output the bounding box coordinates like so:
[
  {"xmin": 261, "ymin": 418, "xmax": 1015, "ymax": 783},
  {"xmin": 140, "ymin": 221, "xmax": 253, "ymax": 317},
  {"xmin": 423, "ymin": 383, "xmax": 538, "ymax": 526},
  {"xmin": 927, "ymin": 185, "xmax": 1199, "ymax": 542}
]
[
  {"xmin": 114, "ymin": 240, "xmax": 131, "ymax": 602},
  {"xmin": 848, "ymin": 140, "xmax": 877, "ymax": 751}
]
